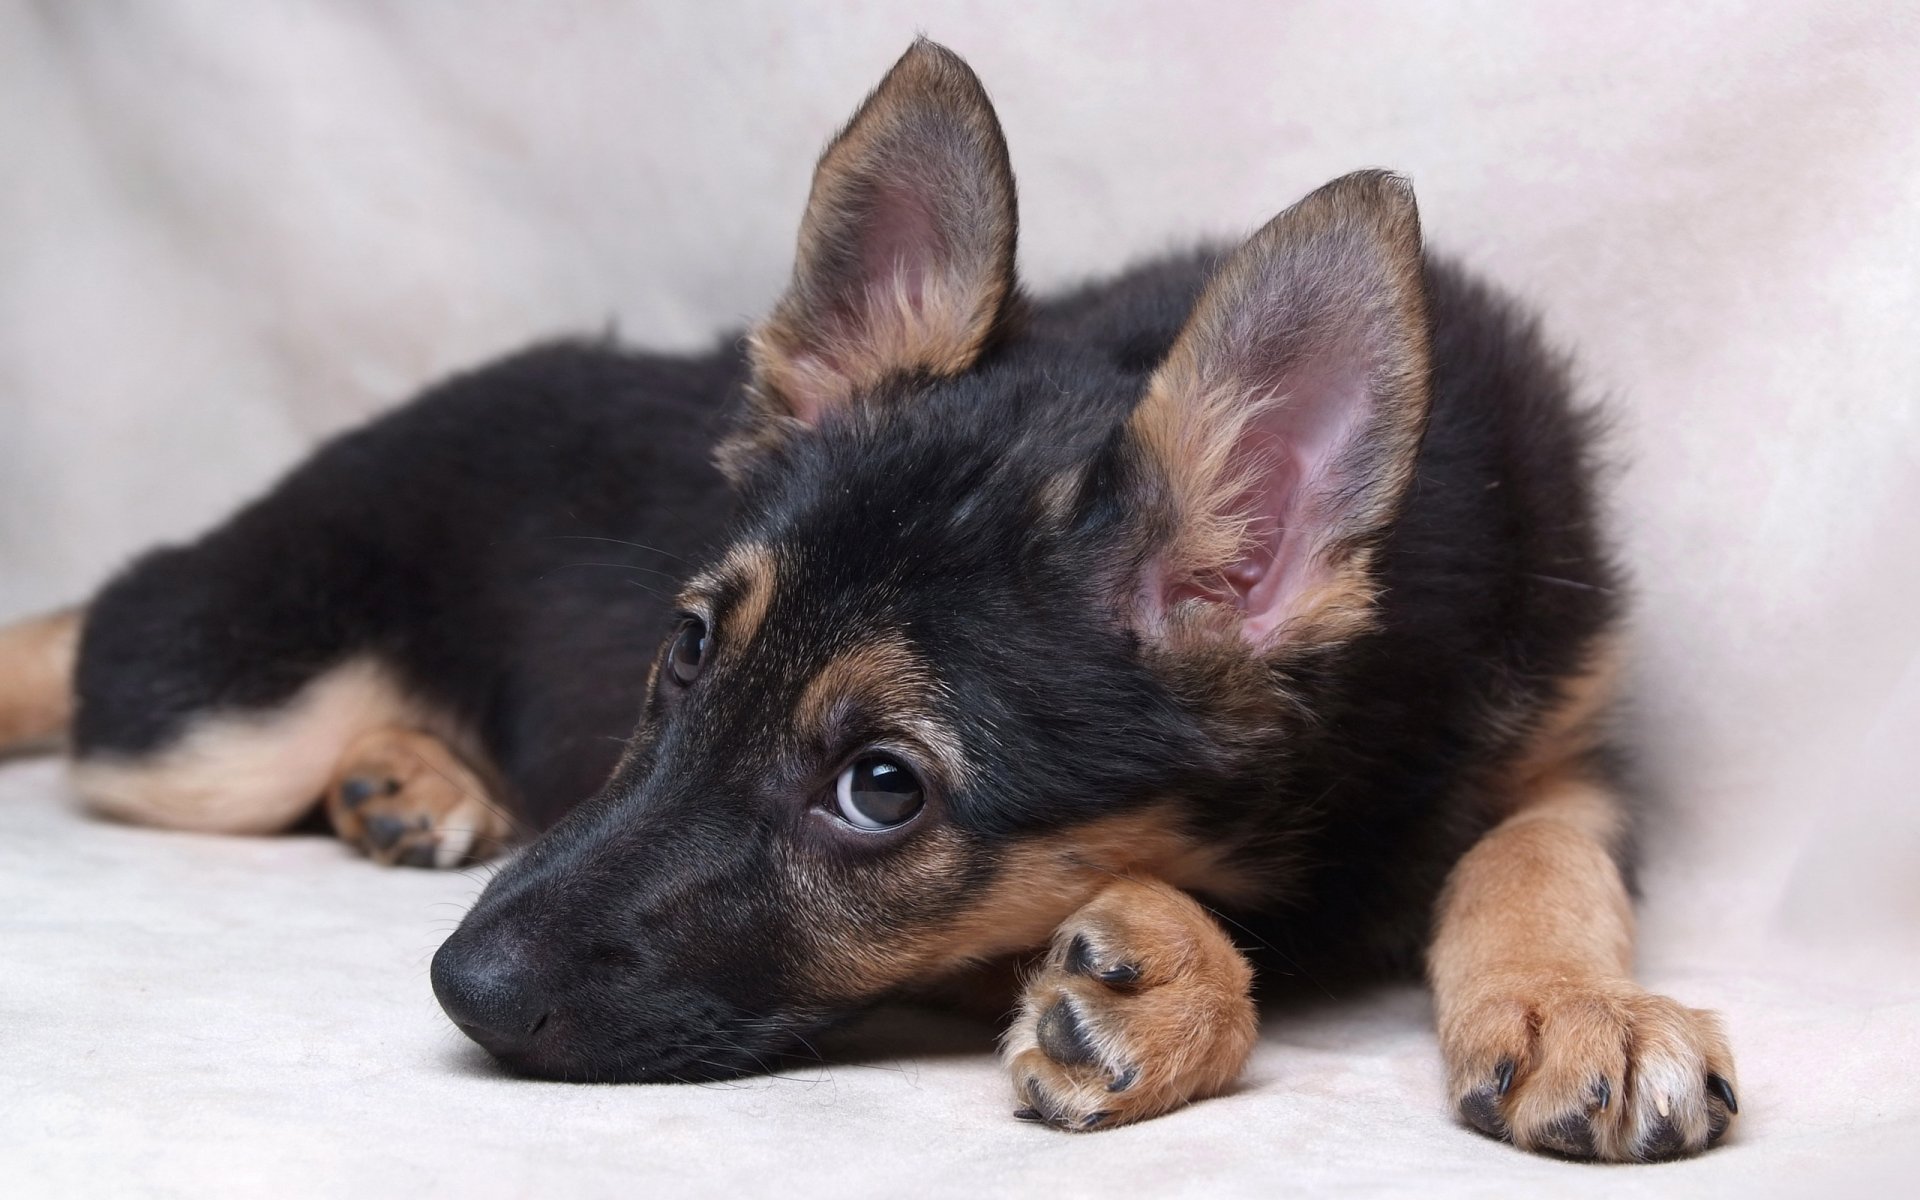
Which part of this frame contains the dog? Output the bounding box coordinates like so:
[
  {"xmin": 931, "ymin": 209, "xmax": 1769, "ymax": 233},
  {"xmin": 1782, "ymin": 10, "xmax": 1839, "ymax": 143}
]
[{"xmin": 0, "ymin": 40, "xmax": 1737, "ymax": 1159}]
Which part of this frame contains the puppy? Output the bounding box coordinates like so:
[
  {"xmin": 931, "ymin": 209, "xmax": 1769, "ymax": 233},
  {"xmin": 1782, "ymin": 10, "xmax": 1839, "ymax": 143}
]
[{"xmin": 0, "ymin": 40, "xmax": 1736, "ymax": 1159}]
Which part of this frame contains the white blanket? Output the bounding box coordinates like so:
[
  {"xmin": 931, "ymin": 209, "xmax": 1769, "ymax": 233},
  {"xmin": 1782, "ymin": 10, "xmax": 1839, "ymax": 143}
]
[{"xmin": 4, "ymin": 3, "xmax": 1916, "ymax": 1195}]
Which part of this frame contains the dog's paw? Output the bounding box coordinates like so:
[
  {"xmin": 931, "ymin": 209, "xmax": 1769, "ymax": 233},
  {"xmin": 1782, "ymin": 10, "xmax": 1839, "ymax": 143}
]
[
  {"xmin": 324, "ymin": 728, "xmax": 511, "ymax": 868},
  {"xmin": 1444, "ymin": 976, "xmax": 1737, "ymax": 1161},
  {"xmin": 1002, "ymin": 878, "xmax": 1256, "ymax": 1131}
]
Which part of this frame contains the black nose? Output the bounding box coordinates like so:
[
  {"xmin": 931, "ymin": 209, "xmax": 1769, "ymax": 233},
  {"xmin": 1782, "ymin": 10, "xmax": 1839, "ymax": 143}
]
[{"xmin": 431, "ymin": 928, "xmax": 552, "ymax": 1061}]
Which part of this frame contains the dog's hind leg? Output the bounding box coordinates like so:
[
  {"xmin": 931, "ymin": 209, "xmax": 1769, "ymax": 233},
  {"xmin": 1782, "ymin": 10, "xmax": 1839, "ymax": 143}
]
[
  {"xmin": 1001, "ymin": 877, "xmax": 1258, "ymax": 1130},
  {"xmin": 323, "ymin": 726, "xmax": 514, "ymax": 868},
  {"xmin": 72, "ymin": 656, "xmax": 447, "ymax": 834},
  {"xmin": 0, "ymin": 609, "xmax": 82, "ymax": 756},
  {"xmin": 64, "ymin": 513, "xmax": 517, "ymax": 858},
  {"xmin": 72, "ymin": 652, "xmax": 513, "ymax": 865}
]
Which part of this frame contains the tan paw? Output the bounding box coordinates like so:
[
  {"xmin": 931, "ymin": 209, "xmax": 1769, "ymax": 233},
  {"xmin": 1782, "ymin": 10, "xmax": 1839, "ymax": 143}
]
[
  {"xmin": 1444, "ymin": 975, "xmax": 1738, "ymax": 1161},
  {"xmin": 324, "ymin": 728, "xmax": 511, "ymax": 868},
  {"xmin": 1003, "ymin": 878, "xmax": 1256, "ymax": 1130}
]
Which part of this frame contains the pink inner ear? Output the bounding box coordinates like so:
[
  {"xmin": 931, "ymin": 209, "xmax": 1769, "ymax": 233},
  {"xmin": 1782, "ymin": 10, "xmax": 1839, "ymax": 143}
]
[
  {"xmin": 855, "ymin": 182, "xmax": 942, "ymax": 309},
  {"xmin": 783, "ymin": 183, "xmax": 947, "ymax": 428},
  {"xmin": 1211, "ymin": 356, "xmax": 1372, "ymax": 643}
]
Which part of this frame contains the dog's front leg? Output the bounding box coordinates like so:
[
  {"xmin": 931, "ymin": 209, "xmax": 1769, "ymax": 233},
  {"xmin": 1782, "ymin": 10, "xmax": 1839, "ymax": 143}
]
[
  {"xmin": 1001, "ymin": 877, "xmax": 1257, "ymax": 1130},
  {"xmin": 1429, "ymin": 771, "xmax": 1738, "ymax": 1160}
]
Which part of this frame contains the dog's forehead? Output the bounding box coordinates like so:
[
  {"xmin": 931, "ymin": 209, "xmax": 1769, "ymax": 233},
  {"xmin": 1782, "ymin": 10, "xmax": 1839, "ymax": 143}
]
[
  {"xmin": 681, "ymin": 529, "xmax": 946, "ymax": 696},
  {"xmin": 771, "ymin": 364, "xmax": 1129, "ymax": 533},
  {"xmin": 753, "ymin": 444, "xmax": 1039, "ymax": 606},
  {"xmin": 678, "ymin": 371, "xmax": 1140, "ymax": 740}
]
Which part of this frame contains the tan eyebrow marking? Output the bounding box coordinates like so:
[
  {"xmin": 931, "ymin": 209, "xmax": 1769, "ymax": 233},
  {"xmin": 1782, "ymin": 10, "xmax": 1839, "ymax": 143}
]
[
  {"xmin": 682, "ymin": 542, "xmax": 777, "ymax": 647},
  {"xmin": 795, "ymin": 631, "xmax": 968, "ymax": 787}
]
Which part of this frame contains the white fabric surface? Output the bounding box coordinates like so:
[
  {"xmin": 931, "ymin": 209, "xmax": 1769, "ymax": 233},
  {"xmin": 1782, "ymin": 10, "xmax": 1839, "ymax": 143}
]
[{"xmin": 3, "ymin": 2, "xmax": 1917, "ymax": 1195}]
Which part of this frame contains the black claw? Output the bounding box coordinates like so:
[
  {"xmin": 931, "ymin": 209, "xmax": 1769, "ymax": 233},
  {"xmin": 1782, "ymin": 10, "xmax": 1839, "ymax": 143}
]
[
  {"xmin": 1036, "ymin": 997, "xmax": 1099, "ymax": 1068},
  {"xmin": 1062, "ymin": 932, "xmax": 1097, "ymax": 976},
  {"xmin": 1707, "ymin": 1073, "xmax": 1738, "ymax": 1115},
  {"xmin": 1079, "ymin": 1111, "xmax": 1111, "ymax": 1130},
  {"xmin": 338, "ymin": 777, "xmax": 381, "ymax": 808},
  {"xmin": 365, "ymin": 814, "xmax": 408, "ymax": 850},
  {"xmin": 1494, "ymin": 1059, "xmax": 1516, "ymax": 1097},
  {"xmin": 1107, "ymin": 1065, "xmax": 1140, "ymax": 1093},
  {"xmin": 1533, "ymin": 1112, "xmax": 1597, "ymax": 1159},
  {"xmin": 1458, "ymin": 1087, "xmax": 1508, "ymax": 1140},
  {"xmin": 1097, "ymin": 962, "xmax": 1141, "ymax": 986},
  {"xmin": 1594, "ymin": 1078, "xmax": 1611, "ymax": 1112},
  {"xmin": 1013, "ymin": 1107, "xmax": 1043, "ymax": 1122}
]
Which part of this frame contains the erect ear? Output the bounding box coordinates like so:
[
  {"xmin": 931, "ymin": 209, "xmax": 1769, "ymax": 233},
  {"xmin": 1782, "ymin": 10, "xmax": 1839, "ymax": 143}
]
[
  {"xmin": 720, "ymin": 39, "xmax": 1018, "ymax": 480},
  {"xmin": 1128, "ymin": 170, "xmax": 1431, "ymax": 648}
]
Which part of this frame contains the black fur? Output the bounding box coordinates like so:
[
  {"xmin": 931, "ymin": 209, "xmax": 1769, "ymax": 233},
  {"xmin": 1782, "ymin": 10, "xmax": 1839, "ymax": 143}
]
[
  {"xmin": 76, "ymin": 344, "xmax": 743, "ymax": 828},
  {"xmin": 64, "ymin": 40, "xmax": 1624, "ymax": 1089},
  {"xmin": 73, "ymin": 248, "xmax": 1616, "ymax": 1074}
]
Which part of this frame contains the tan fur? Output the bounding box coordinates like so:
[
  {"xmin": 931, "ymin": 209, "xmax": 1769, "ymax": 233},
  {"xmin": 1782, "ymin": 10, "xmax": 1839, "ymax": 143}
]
[
  {"xmin": 795, "ymin": 806, "xmax": 1264, "ymax": 998},
  {"xmin": 1129, "ymin": 376, "xmax": 1294, "ymax": 605},
  {"xmin": 324, "ymin": 727, "xmax": 514, "ymax": 868},
  {"xmin": 1501, "ymin": 634, "xmax": 1624, "ymax": 799},
  {"xmin": 685, "ymin": 542, "xmax": 777, "ymax": 650},
  {"xmin": 71, "ymin": 657, "xmax": 478, "ymax": 836},
  {"xmin": 954, "ymin": 812, "xmax": 1270, "ymax": 952},
  {"xmin": 1127, "ymin": 172, "xmax": 1428, "ymax": 648},
  {"xmin": 1003, "ymin": 877, "xmax": 1258, "ymax": 1129},
  {"xmin": 750, "ymin": 268, "xmax": 1001, "ymax": 422},
  {"xmin": 0, "ymin": 608, "xmax": 81, "ymax": 754},
  {"xmin": 793, "ymin": 632, "xmax": 970, "ymax": 790},
  {"xmin": 1429, "ymin": 664, "xmax": 1738, "ymax": 1160}
]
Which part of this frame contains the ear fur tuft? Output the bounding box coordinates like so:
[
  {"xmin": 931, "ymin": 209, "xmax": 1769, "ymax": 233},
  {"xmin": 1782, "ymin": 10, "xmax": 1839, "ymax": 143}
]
[{"xmin": 1128, "ymin": 170, "xmax": 1431, "ymax": 648}]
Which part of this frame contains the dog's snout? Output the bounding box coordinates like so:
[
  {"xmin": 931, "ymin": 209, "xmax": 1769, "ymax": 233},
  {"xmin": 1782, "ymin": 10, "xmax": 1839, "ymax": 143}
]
[{"xmin": 431, "ymin": 929, "xmax": 552, "ymax": 1061}]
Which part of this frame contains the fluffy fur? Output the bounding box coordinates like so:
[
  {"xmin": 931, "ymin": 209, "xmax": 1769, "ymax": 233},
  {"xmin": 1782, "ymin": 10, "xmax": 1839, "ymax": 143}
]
[{"xmin": 0, "ymin": 40, "xmax": 1735, "ymax": 1161}]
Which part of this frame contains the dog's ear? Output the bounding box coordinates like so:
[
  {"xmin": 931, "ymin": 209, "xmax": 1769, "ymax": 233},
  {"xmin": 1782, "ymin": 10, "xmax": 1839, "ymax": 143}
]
[
  {"xmin": 719, "ymin": 39, "xmax": 1018, "ymax": 481},
  {"xmin": 1127, "ymin": 170, "xmax": 1430, "ymax": 648}
]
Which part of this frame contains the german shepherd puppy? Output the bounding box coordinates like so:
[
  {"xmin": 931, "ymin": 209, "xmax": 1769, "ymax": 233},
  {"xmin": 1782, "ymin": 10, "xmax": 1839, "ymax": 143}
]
[{"xmin": 0, "ymin": 41, "xmax": 1737, "ymax": 1159}]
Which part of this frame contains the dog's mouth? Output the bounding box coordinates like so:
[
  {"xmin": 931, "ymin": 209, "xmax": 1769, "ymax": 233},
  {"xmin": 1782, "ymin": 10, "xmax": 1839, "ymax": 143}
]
[
  {"xmin": 475, "ymin": 1030, "xmax": 811, "ymax": 1085},
  {"xmin": 434, "ymin": 936, "xmax": 840, "ymax": 1084},
  {"xmin": 491, "ymin": 1011, "xmax": 852, "ymax": 1084}
]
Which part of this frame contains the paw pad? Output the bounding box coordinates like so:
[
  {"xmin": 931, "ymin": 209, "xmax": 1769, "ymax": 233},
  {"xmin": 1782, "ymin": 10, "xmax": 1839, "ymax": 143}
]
[{"xmin": 1035, "ymin": 998, "xmax": 1099, "ymax": 1068}]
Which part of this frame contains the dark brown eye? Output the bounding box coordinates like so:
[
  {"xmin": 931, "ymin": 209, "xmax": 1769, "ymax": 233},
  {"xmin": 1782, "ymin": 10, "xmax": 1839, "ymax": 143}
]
[
  {"xmin": 833, "ymin": 755, "xmax": 924, "ymax": 831},
  {"xmin": 668, "ymin": 617, "xmax": 708, "ymax": 686}
]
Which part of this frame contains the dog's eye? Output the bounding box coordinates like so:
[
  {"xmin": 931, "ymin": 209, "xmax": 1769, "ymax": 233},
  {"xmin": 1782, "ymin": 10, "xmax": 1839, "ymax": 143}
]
[
  {"xmin": 833, "ymin": 755, "xmax": 924, "ymax": 831},
  {"xmin": 668, "ymin": 617, "xmax": 709, "ymax": 686}
]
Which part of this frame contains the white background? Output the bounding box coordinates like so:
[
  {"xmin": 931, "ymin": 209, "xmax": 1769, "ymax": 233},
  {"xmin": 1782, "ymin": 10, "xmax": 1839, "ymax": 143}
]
[{"xmin": 2, "ymin": 3, "xmax": 1915, "ymax": 1195}]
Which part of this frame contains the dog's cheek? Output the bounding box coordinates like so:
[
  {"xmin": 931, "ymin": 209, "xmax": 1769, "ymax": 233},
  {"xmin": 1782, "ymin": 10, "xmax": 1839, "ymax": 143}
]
[
  {"xmin": 777, "ymin": 826, "xmax": 991, "ymax": 1005},
  {"xmin": 781, "ymin": 807, "xmax": 1261, "ymax": 1008}
]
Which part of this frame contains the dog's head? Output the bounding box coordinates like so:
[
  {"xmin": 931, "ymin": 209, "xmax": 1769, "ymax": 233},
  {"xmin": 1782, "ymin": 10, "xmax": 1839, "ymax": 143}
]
[{"xmin": 433, "ymin": 40, "xmax": 1431, "ymax": 1081}]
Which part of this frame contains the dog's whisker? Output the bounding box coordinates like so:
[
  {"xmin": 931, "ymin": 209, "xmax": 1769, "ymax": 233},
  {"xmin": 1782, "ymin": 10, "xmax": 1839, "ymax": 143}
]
[{"xmin": 546, "ymin": 534, "xmax": 691, "ymax": 564}]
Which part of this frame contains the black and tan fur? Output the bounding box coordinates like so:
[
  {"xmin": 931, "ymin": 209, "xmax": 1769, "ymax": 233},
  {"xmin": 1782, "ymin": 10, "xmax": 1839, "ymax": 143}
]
[{"xmin": 0, "ymin": 42, "xmax": 1735, "ymax": 1159}]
